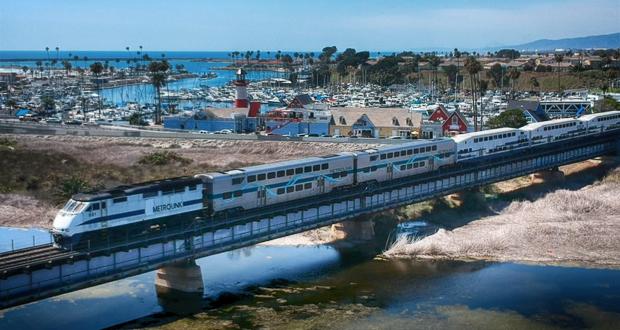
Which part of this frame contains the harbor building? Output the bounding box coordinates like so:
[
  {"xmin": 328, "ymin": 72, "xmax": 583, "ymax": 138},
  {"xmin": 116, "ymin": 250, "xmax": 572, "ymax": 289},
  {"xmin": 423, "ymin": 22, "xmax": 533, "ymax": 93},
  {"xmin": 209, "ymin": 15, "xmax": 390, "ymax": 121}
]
[
  {"xmin": 329, "ymin": 108, "xmax": 421, "ymax": 138},
  {"xmin": 263, "ymin": 94, "xmax": 331, "ymax": 136},
  {"xmin": 420, "ymin": 105, "xmax": 470, "ymax": 138}
]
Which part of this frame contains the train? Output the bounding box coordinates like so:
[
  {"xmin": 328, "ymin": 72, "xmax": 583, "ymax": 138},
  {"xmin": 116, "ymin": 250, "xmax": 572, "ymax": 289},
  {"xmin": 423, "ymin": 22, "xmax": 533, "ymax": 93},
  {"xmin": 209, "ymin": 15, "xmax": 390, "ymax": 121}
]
[{"xmin": 51, "ymin": 111, "xmax": 620, "ymax": 248}]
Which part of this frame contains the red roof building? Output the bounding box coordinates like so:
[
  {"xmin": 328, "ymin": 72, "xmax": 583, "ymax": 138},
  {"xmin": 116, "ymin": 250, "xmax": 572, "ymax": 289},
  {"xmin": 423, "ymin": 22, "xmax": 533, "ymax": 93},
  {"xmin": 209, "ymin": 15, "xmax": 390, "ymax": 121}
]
[
  {"xmin": 428, "ymin": 105, "xmax": 450, "ymax": 122},
  {"xmin": 442, "ymin": 110, "xmax": 469, "ymax": 136}
]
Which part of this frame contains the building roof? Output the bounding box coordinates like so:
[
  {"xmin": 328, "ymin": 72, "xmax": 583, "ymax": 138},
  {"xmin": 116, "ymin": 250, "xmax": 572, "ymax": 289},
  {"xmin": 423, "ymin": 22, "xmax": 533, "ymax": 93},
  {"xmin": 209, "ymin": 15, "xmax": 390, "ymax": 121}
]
[
  {"xmin": 507, "ymin": 100, "xmax": 549, "ymax": 122},
  {"xmin": 195, "ymin": 107, "xmax": 248, "ymax": 119},
  {"xmin": 330, "ymin": 107, "xmax": 422, "ymax": 128}
]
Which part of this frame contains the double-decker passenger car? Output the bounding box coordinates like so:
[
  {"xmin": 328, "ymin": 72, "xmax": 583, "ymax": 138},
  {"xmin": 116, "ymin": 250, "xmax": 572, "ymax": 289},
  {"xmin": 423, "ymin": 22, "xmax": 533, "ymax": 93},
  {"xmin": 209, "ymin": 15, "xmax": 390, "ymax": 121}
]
[
  {"xmin": 355, "ymin": 139, "xmax": 455, "ymax": 184},
  {"xmin": 521, "ymin": 118, "xmax": 586, "ymax": 146},
  {"xmin": 579, "ymin": 110, "xmax": 620, "ymax": 134},
  {"xmin": 196, "ymin": 153, "xmax": 355, "ymax": 215},
  {"xmin": 452, "ymin": 128, "xmax": 526, "ymax": 161}
]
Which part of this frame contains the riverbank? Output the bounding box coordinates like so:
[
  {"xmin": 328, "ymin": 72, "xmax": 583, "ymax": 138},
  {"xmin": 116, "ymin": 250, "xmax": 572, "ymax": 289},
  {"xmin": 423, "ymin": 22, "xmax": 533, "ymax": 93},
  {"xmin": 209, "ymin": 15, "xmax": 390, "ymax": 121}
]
[{"xmin": 385, "ymin": 162, "xmax": 620, "ymax": 269}]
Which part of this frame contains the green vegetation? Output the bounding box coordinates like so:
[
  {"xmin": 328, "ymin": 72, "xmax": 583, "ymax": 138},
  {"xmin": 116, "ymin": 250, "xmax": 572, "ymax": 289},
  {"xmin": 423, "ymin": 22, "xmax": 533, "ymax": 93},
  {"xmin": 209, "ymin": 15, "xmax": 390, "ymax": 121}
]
[
  {"xmin": 148, "ymin": 60, "xmax": 170, "ymax": 124},
  {"xmin": 486, "ymin": 109, "xmax": 528, "ymax": 129},
  {"xmin": 138, "ymin": 151, "xmax": 192, "ymax": 166},
  {"xmin": 0, "ymin": 138, "xmax": 17, "ymax": 149},
  {"xmin": 598, "ymin": 96, "xmax": 620, "ymax": 112},
  {"xmin": 128, "ymin": 112, "xmax": 147, "ymax": 126},
  {"xmin": 59, "ymin": 176, "xmax": 91, "ymax": 199}
]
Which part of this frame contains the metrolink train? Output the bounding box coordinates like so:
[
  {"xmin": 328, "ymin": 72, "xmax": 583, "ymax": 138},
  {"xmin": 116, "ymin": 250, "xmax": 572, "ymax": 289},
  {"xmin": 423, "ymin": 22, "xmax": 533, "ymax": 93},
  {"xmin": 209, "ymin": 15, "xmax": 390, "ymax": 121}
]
[{"xmin": 51, "ymin": 111, "xmax": 620, "ymax": 248}]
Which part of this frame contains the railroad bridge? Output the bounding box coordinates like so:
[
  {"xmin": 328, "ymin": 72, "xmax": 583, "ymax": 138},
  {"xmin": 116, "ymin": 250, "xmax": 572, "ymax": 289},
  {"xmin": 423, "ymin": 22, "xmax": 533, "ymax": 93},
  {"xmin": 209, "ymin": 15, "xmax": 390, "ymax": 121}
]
[{"xmin": 0, "ymin": 131, "xmax": 619, "ymax": 309}]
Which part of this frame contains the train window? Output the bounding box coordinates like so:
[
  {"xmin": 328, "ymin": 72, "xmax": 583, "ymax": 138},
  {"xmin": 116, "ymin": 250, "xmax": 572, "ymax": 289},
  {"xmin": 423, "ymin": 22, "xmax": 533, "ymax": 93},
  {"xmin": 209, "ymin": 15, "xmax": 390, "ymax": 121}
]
[
  {"xmin": 340, "ymin": 171, "xmax": 348, "ymax": 177},
  {"xmin": 380, "ymin": 154, "xmax": 386, "ymax": 160},
  {"xmin": 258, "ymin": 173, "xmax": 266, "ymax": 181},
  {"xmin": 277, "ymin": 188, "xmax": 285, "ymax": 195},
  {"xmin": 223, "ymin": 192, "xmax": 232, "ymax": 199},
  {"xmin": 267, "ymin": 172, "xmax": 276, "ymax": 179},
  {"xmin": 143, "ymin": 191, "xmax": 158, "ymax": 198},
  {"xmin": 426, "ymin": 146, "xmax": 431, "ymax": 152},
  {"xmin": 331, "ymin": 172, "xmax": 340, "ymax": 178},
  {"xmin": 286, "ymin": 169, "xmax": 294, "ymax": 176},
  {"xmin": 248, "ymin": 175, "xmax": 256, "ymax": 183},
  {"xmin": 414, "ymin": 149, "xmax": 419, "ymax": 154},
  {"xmin": 407, "ymin": 164, "xmax": 413, "ymax": 170},
  {"xmin": 322, "ymin": 163, "xmax": 329, "ymax": 170},
  {"xmin": 189, "ymin": 185, "xmax": 197, "ymax": 191},
  {"xmin": 363, "ymin": 168, "xmax": 370, "ymax": 173},
  {"xmin": 295, "ymin": 167, "xmax": 303, "ymax": 174},
  {"xmin": 113, "ymin": 197, "xmax": 127, "ymax": 204},
  {"xmin": 175, "ymin": 187, "xmax": 185, "ymax": 193},
  {"xmin": 304, "ymin": 166, "xmax": 312, "ymax": 173},
  {"xmin": 277, "ymin": 170, "xmax": 285, "ymax": 177},
  {"xmin": 421, "ymin": 161, "xmax": 425, "ymax": 167},
  {"xmin": 370, "ymin": 155, "xmax": 378, "ymax": 161},
  {"xmin": 101, "ymin": 202, "xmax": 106, "ymax": 209},
  {"xmin": 432, "ymin": 145, "xmax": 437, "ymax": 151},
  {"xmin": 400, "ymin": 165, "xmax": 406, "ymax": 171},
  {"xmin": 304, "ymin": 183, "xmax": 312, "ymax": 189},
  {"xmin": 313, "ymin": 165, "xmax": 321, "ymax": 171},
  {"xmin": 414, "ymin": 162, "xmax": 419, "ymax": 168},
  {"xmin": 295, "ymin": 184, "xmax": 303, "ymax": 192},
  {"xmin": 92, "ymin": 203, "xmax": 100, "ymax": 211},
  {"xmin": 371, "ymin": 166, "xmax": 377, "ymax": 172},
  {"xmin": 387, "ymin": 153, "xmax": 393, "ymax": 158},
  {"xmin": 407, "ymin": 149, "xmax": 413, "ymax": 155},
  {"xmin": 233, "ymin": 191, "xmax": 242, "ymax": 197},
  {"xmin": 287, "ymin": 186, "xmax": 294, "ymax": 193},
  {"xmin": 162, "ymin": 188, "xmax": 174, "ymax": 195},
  {"xmin": 474, "ymin": 138, "xmax": 478, "ymax": 143},
  {"xmin": 232, "ymin": 177, "xmax": 244, "ymax": 185}
]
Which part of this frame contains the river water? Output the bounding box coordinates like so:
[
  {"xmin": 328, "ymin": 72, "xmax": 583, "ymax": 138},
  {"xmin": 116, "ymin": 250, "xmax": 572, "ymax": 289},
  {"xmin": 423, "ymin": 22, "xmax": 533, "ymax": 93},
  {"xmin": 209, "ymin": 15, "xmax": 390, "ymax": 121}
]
[{"xmin": 1, "ymin": 225, "xmax": 619, "ymax": 329}]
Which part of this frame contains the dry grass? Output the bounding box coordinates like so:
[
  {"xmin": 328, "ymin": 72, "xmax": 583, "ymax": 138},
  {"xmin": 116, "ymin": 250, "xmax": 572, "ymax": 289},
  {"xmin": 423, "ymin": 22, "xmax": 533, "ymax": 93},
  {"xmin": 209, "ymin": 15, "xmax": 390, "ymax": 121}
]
[{"xmin": 385, "ymin": 167, "xmax": 620, "ymax": 269}]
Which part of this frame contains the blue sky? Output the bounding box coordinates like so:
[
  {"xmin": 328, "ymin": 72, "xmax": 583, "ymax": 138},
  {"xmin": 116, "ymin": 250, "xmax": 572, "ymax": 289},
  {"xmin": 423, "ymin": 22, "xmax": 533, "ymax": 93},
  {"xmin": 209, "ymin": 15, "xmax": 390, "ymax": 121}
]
[{"xmin": 0, "ymin": 0, "xmax": 618, "ymax": 51}]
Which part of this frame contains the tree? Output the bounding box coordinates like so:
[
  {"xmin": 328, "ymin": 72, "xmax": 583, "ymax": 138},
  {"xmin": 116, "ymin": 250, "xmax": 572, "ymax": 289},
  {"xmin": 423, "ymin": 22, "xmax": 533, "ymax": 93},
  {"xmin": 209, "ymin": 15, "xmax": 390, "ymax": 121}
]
[
  {"xmin": 442, "ymin": 64, "xmax": 458, "ymax": 90},
  {"xmin": 128, "ymin": 112, "xmax": 147, "ymax": 126},
  {"xmin": 496, "ymin": 49, "xmax": 520, "ymax": 59},
  {"xmin": 319, "ymin": 46, "xmax": 337, "ymax": 63},
  {"xmin": 506, "ymin": 67, "xmax": 521, "ymax": 97},
  {"xmin": 486, "ymin": 109, "xmax": 528, "ymax": 129},
  {"xmin": 90, "ymin": 62, "xmax": 104, "ymax": 114},
  {"xmin": 530, "ymin": 77, "xmax": 540, "ymax": 93},
  {"xmin": 62, "ymin": 60, "xmax": 72, "ymax": 76},
  {"xmin": 464, "ymin": 56, "xmax": 482, "ymax": 131},
  {"xmin": 454, "ymin": 48, "xmax": 462, "ymax": 94},
  {"xmin": 5, "ymin": 99, "xmax": 17, "ymax": 115},
  {"xmin": 148, "ymin": 61, "xmax": 170, "ymax": 125},
  {"xmin": 486, "ymin": 63, "xmax": 505, "ymax": 89},
  {"xmin": 554, "ymin": 54, "xmax": 564, "ymax": 94}
]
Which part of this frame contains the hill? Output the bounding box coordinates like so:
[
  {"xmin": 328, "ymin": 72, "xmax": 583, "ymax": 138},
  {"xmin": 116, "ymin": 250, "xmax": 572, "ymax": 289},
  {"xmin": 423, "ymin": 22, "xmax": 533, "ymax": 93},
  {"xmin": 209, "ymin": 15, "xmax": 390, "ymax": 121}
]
[{"xmin": 509, "ymin": 32, "xmax": 620, "ymax": 51}]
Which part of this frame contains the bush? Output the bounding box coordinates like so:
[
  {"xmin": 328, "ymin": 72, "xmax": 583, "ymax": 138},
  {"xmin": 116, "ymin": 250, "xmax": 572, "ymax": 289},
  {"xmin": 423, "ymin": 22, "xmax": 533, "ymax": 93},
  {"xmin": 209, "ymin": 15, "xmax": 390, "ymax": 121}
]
[
  {"xmin": 60, "ymin": 176, "xmax": 90, "ymax": 198},
  {"xmin": 0, "ymin": 138, "xmax": 17, "ymax": 148},
  {"xmin": 486, "ymin": 109, "xmax": 528, "ymax": 129},
  {"xmin": 138, "ymin": 151, "xmax": 192, "ymax": 166}
]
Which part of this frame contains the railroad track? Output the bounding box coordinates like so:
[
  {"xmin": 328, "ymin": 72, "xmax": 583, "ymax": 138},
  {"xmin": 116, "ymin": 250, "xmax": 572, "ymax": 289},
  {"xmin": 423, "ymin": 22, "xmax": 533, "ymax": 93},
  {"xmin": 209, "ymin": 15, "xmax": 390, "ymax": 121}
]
[{"xmin": 0, "ymin": 245, "xmax": 80, "ymax": 274}]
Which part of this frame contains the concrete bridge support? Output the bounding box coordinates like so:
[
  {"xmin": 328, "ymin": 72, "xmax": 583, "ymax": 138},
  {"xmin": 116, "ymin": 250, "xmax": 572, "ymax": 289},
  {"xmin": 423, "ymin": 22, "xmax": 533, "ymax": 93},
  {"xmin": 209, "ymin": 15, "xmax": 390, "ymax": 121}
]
[
  {"xmin": 331, "ymin": 216, "xmax": 375, "ymax": 240},
  {"xmin": 155, "ymin": 259, "xmax": 204, "ymax": 295}
]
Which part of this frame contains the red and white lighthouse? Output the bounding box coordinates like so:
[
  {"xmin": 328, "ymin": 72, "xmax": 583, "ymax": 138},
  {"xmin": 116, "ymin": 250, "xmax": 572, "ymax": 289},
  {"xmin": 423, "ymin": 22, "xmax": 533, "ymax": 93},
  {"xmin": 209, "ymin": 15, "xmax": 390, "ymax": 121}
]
[{"xmin": 234, "ymin": 68, "xmax": 249, "ymax": 108}]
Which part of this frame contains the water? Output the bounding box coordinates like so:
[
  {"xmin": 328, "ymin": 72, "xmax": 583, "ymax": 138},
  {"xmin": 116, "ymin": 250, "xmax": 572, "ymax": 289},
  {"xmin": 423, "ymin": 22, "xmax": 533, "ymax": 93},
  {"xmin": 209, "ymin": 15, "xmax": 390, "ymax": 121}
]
[
  {"xmin": 1, "ymin": 224, "xmax": 619, "ymax": 329},
  {"xmin": 0, "ymin": 227, "xmax": 52, "ymax": 252}
]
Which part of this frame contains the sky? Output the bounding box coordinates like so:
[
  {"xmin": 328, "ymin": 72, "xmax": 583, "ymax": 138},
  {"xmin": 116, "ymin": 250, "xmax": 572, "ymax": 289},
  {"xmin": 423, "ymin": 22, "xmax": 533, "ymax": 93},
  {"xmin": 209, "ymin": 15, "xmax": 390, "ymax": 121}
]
[{"xmin": 0, "ymin": 0, "xmax": 618, "ymax": 51}]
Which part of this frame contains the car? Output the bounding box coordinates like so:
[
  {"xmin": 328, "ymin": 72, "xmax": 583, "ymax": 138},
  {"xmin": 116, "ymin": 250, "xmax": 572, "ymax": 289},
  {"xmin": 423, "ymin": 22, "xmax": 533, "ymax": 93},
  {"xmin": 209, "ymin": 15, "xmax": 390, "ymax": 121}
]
[
  {"xmin": 321, "ymin": 134, "xmax": 332, "ymax": 138},
  {"xmin": 307, "ymin": 133, "xmax": 320, "ymax": 137},
  {"xmin": 349, "ymin": 135, "xmax": 359, "ymax": 139},
  {"xmin": 387, "ymin": 136, "xmax": 403, "ymax": 140},
  {"xmin": 199, "ymin": 130, "xmax": 210, "ymax": 134},
  {"xmin": 45, "ymin": 117, "xmax": 63, "ymax": 124},
  {"xmin": 332, "ymin": 135, "xmax": 346, "ymax": 138},
  {"xmin": 296, "ymin": 133, "xmax": 308, "ymax": 137},
  {"xmin": 219, "ymin": 129, "xmax": 233, "ymax": 134}
]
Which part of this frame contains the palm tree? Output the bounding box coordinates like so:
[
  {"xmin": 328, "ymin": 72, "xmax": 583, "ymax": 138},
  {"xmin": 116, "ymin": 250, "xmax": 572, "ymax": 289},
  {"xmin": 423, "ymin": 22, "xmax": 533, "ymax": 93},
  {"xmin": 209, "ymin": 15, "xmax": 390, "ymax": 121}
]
[
  {"xmin": 62, "ymin": 60, "xmax": 72, "ymax": 76},
  {"xmin": 428, "ymin": 55, "xmax": 442, "ymax": 101},
  {"xmin": 464, "ymin": 56, "xmax": 482, "ymax": 131},
  {"xmin": 506, "ymin": 67, "xmax": 521, "ymax": 98},
  {"xmin": 530, "ymin": 77, "xmax": 540, "ymax": 94},
  {"xmin": 55, "ymin": 47, "xmax": 60, "ymax": 67},
  {"xmin": 454, "ymin": 48, "xmax": 461, "ymax": 97},
  {"xmin": 554, "ymin": 54, "xmax": 564, "ymax": 94},
  {"xmin": 45, "ymin": 47, "xmax": 50, "ymax": 78},
  {"xmin": 148, "ymin": 61, "xmax": 170, "ymax": 125},
  {"xmin": 90, "ymin": 62, "xmax": 104, "ymax": 115}
]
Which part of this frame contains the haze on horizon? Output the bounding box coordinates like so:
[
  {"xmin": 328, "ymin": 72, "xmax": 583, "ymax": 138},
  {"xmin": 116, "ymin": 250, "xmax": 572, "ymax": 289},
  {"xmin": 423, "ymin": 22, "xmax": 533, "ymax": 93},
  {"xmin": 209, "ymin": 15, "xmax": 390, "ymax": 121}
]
[{"xmin": 0, "ymin": 0, "xmax": 618, "ymax": 52}]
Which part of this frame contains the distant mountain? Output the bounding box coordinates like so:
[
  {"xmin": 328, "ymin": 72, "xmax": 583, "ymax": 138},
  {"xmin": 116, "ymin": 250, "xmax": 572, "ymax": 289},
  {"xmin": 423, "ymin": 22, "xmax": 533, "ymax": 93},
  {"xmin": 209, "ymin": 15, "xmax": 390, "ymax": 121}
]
[{"xmin": 507, "ymin": 33, "xmax": 620, "ymax": 51}]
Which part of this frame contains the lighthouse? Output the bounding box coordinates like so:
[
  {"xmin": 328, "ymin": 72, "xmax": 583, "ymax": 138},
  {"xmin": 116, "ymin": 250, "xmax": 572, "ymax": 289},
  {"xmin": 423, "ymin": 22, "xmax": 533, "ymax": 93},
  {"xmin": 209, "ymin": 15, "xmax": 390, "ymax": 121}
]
[{"xmin": 233, "ymin": 68, "xmax": 249, "ymax": 108}]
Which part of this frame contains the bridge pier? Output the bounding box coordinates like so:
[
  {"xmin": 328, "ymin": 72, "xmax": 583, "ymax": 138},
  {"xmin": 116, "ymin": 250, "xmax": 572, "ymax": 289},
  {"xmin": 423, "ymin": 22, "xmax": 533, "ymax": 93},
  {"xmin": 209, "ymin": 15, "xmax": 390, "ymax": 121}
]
[
  {"xmin": 331, "ymin": 216, "xmax": 375, "ymax": 240},
  {"xmin": 155, "ymin": 259, "xmax": 204, "ymax": 295},
  {"xmin": 530, "ymin": 167, "xmax": 565, "ymax": 184}
]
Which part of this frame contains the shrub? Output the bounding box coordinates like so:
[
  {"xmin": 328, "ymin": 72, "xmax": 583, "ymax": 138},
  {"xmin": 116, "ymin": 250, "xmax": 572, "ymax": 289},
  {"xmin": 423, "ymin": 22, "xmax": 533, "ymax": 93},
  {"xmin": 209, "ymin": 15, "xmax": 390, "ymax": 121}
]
[
  {"xmin": 138, "ymin": 151, "xmax": 192, "ymax": 166},
  {"xmin": 60, "ymin": 176, "xmax": 90, "ymax": 198}
]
